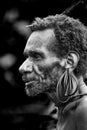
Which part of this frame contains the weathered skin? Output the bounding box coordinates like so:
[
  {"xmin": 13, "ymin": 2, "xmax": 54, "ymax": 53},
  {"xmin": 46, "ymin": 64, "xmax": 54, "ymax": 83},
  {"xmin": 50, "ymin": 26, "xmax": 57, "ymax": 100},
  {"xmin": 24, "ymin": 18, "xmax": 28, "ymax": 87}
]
[
  {"xmin": 19, "ymin": 29, "xmax": 63, "ymax": 97},
  {"xmin": 19, "ymin": 29, "xmax": 87, "ymax": 130}
]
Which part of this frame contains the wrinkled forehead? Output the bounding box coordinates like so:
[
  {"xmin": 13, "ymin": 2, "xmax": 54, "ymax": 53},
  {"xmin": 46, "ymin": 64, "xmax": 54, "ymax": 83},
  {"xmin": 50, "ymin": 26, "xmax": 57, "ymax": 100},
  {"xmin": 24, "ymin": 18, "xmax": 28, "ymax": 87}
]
[{"xmin": 24, "ymin": 29, "xmax": 56, "ymax": 51}]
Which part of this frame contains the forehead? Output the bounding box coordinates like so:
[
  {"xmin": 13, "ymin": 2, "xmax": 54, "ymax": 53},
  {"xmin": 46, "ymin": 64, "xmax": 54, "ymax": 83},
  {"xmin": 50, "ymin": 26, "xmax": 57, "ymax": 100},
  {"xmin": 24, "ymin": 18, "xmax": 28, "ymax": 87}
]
[{"xmin": 24, "ymin": 29, "xmax": 56, "ymax": 53}]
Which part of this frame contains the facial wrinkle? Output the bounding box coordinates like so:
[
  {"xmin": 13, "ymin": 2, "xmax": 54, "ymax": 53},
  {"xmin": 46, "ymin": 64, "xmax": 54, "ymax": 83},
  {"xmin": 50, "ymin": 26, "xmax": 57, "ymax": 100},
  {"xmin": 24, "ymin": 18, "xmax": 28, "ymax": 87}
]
[{"xmin": 28, "ymin": 38, "xmax": 43, "ymax": 49}]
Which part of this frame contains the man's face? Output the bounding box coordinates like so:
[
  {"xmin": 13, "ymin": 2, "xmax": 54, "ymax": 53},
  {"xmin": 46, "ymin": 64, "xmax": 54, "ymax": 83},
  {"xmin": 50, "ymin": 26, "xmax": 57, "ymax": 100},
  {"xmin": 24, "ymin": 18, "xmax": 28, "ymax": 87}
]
[{"xmin": 19, "ymin": 29, "xmax": 64, "ymax": 96}]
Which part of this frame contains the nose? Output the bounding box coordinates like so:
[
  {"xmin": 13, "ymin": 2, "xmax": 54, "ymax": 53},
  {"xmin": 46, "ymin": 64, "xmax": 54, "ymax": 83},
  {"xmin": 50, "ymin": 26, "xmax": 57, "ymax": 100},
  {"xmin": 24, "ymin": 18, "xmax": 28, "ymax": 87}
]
[{"xmin": 19, "ymin": 59, "xmax": 33, "ymax": 74}]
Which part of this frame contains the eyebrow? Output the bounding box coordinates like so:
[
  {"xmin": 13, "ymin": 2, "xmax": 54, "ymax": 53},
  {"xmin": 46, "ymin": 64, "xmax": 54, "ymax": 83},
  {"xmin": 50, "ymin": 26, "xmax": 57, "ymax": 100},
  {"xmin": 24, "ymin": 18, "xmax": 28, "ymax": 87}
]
[{"xmin": 23, "ymin": 50, "xmax": 45, "ymax": 58}]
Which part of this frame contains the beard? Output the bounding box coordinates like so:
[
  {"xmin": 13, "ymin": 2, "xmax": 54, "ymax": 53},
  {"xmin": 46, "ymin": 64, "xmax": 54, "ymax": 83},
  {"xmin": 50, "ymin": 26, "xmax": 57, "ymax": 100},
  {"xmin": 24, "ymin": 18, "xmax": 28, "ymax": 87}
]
[
  {"xmin": 25, "ymin": 66, "xmax": 61, "ymax": 97},
  {"xmin": 25, "ymin": 80, "xmax": 51, "ymax": 96}
]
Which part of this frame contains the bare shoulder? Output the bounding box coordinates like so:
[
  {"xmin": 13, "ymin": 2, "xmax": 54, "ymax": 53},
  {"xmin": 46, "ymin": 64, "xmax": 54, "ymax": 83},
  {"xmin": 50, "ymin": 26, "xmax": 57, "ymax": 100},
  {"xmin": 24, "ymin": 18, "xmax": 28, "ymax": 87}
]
[
  {"xmin": 76, "ymin": 96, "xmax": 87, "ymax": 111},
  {"xmin": 75, "ymin": 96, "xmax": 87, "ymax": 117},
  {"xmin": 75, "ymin": 96, "xmax": 87, "ymax": 130}
]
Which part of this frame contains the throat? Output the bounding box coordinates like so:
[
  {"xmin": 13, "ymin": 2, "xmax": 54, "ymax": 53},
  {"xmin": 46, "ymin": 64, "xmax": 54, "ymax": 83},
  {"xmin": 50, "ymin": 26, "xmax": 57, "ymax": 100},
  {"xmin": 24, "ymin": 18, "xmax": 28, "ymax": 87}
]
[{"xmin": 46, "ymin": 90, "xmax": 58, "ymax": 104}]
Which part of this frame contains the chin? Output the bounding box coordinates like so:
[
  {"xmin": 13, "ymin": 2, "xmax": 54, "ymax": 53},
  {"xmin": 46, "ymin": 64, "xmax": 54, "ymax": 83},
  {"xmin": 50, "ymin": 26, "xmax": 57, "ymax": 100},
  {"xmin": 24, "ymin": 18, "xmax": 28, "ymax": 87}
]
[{"xmin": 25, "ymin": 80, "xmax": 52, "ymax": 97}]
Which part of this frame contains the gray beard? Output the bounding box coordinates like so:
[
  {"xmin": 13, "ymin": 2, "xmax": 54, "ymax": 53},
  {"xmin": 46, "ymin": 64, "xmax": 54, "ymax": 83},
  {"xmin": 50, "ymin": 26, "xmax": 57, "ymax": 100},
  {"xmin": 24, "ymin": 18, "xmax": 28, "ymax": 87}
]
[
  {"xmin": 25, "ymin": 81, "xmax": 50, "ymax": 96},
  {"xmin": 25, "ymin": 77, "xmax": 57, "ymax": 97},
  {"xmin": 25, "ymin": 66, "xmax": 61, "ymax": 97}
]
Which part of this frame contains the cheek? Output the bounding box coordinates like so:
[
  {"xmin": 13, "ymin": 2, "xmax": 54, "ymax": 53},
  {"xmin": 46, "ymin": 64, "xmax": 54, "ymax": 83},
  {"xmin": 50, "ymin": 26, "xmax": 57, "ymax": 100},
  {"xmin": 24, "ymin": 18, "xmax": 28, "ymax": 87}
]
[
  {"xmin": 51, "ymin": 67, "xmax": 62, "ymax": 79},
  {"xmin": 33, "ymin": 64, "xmax": 45, "ymax": 79},
  {"xmin": 34, "ymin": 61, "xmax": 63, "ymax": 82},
  {"xmin": 36, "ymin": 61, "xmax": 56, "ymax": 74},
  {"xmin": 48, "ymin": 66, "xmax": 64, "ymax": 88},
  {"xmin": 49, "ymin": 68, "xmax": 59, "ymax": 85}
]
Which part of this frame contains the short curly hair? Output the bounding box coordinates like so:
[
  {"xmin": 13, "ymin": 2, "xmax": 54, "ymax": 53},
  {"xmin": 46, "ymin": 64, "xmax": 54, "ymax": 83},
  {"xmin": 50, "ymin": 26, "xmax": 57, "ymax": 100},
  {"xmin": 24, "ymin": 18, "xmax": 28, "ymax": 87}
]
[{"xmin": 28, "ymin": 14, "xmax": 87, "ymax": 78}]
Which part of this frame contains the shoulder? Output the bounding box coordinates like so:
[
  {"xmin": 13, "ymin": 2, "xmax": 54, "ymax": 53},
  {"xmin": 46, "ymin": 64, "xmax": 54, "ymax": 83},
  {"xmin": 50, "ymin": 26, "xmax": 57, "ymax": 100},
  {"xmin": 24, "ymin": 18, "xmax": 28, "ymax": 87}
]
[
  {"xmin": 75, "ymin": 96, "xmax": 87, "ymax": 116},
  {"xmin": 75, "ymin": 96, "xmax": 87, "ymax": 129}
]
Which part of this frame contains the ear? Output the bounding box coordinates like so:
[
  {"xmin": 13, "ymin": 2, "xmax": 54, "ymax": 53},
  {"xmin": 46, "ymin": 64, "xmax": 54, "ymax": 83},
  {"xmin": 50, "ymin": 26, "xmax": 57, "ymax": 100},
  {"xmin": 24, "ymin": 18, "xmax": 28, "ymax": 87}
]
[{"xmin": 65, "ymin": 51, "xmax": 79, "ymax": 71}]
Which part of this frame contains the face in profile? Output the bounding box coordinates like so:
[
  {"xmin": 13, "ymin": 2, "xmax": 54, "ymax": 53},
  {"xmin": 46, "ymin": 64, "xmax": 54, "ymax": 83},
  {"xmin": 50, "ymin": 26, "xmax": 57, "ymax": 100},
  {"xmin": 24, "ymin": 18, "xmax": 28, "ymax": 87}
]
[{"xmin": 19, "ymin": 29, "xmax": 63, "ymax": 96}]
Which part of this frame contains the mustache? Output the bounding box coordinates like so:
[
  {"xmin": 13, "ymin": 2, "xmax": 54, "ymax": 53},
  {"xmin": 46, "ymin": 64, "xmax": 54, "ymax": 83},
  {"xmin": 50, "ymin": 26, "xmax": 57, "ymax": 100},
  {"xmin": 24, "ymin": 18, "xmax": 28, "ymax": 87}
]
[{"xmin": 22, "ymin": 73, "xmax": 42, "ymax": 82}]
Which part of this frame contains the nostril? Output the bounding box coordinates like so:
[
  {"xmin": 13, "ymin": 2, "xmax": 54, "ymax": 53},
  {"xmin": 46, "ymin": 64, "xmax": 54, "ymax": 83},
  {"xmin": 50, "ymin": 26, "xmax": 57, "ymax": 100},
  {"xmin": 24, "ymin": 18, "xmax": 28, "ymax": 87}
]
[
  {"xmin": 19, "ymin": 65, "xmax": 33, "ymax": 74},
  {"xmin": 26, "ymin": 65, "xmax": 33, "ymax": 72}
]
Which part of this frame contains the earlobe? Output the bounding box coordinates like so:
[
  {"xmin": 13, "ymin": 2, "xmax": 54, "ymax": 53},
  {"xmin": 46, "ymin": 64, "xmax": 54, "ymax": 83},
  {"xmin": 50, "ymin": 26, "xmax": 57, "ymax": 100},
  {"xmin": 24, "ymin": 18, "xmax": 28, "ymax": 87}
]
[{"xmin": 65, "ymin": 51, "xmax": 79, "ymax": 71}]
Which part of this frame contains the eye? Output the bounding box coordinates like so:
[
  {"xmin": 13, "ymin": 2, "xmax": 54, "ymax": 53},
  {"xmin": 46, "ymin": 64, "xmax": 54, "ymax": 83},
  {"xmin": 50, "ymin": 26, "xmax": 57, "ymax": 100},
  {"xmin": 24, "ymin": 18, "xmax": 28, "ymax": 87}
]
[
  {"xmin": 33, "ymin": 53, "xmax": 42, "ymax": 60},
  {"xmin": 30, "ymin": 52, "xmax": 43, "ymax": 61}
]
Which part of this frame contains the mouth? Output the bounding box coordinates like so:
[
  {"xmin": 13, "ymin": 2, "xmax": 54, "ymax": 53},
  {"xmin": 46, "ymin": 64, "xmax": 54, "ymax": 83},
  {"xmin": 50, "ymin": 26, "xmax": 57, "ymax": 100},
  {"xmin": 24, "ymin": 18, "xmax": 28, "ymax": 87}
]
[
  {"xmin": 25, "ymin": 80, "xmax": 37, "ymax": 87},
  {"xmin": 23, "ymin": 75, "xmax": 44, "ymax": 86},
  {"xmin": 25, "ymin": 80, "xmax": 40, "ymax": 96},
  {"xmin": 22, "ymin": 74, "xmax": 43, "ymax": 83},
  {"xmin": 24, "ymin": 77, "xmax": 54, "ymax": 97}
]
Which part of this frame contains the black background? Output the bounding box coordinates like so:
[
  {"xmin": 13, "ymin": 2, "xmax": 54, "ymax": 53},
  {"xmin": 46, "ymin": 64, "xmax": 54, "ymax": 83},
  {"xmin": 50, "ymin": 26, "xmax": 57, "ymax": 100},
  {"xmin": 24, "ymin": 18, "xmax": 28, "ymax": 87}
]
[{"xmin": 0, "ymin": 0, "xmax": 87, "ymax": 130}]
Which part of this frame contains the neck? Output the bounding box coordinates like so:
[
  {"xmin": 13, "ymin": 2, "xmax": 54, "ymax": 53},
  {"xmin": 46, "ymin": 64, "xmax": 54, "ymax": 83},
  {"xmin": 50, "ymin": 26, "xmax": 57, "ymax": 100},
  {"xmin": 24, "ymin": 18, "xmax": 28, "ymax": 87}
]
[
  {"xmin": 47, "ymin": 76, "xmax": 87, "ymax": 108},
  {"xmin": 46, "ymin": 90, "xmax": 58, "ymax": 105}
]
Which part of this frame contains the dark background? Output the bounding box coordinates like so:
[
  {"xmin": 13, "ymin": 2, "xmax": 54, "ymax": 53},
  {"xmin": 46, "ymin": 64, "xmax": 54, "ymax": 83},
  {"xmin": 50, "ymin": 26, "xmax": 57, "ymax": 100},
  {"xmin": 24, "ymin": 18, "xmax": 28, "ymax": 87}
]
[{"xmin": 0, "ymin": 0, "xmax": 87, "ymax": 130}]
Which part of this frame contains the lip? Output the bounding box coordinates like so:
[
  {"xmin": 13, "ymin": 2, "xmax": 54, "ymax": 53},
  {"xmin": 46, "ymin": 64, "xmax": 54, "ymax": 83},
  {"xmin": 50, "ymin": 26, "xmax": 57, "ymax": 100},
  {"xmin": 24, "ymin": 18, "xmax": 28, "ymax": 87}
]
[
  {"xmin": 22, "ymin": 75, "xmax": 28, "ymax": 82},
  {"xmin": 25, "ymin": 80, "xmax": 36, "ymax": 86},
  {"xmin": 22, "ymin": 75, "xmax": 34, "ymax": 83}
]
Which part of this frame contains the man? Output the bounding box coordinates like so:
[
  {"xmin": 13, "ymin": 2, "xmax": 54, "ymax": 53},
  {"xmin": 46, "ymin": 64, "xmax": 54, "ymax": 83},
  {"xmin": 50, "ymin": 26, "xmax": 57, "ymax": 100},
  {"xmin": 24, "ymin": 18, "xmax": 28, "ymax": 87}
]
[{"xmin": 19, "ymin": 14, "xmax": 87, "ymax": 130}]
